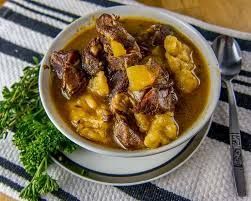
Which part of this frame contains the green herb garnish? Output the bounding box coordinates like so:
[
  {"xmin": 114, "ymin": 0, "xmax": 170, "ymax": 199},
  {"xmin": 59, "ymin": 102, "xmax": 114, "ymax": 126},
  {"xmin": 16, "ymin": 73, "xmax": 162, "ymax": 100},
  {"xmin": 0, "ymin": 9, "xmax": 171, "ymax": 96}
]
[{"xmin": 0, "ymin": 58, "xmax": 77, "ymax": 201}]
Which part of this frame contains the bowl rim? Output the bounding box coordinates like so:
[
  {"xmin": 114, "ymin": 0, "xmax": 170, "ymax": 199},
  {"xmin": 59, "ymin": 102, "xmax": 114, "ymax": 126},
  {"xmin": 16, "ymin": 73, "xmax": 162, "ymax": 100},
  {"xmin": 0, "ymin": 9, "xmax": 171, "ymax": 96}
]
[{"xmin": 39, "ymin": 5, "xmax": 221, "ymax": 157}]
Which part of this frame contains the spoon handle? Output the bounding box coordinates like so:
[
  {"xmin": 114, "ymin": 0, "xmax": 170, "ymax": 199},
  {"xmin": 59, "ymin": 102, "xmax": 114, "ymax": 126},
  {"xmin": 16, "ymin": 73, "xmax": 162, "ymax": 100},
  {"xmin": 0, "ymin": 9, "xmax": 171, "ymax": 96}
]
[{"xmin": 225, "ymin": 80, "xmax": 246, "ymax": 197}]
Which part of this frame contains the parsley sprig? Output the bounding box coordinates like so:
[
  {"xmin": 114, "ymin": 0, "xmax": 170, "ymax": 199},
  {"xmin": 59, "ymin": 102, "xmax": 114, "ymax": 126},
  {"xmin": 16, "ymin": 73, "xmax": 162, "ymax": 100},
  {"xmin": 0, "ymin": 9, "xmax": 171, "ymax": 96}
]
[{"xmin": 0, "ymin": 58, "xmax": 77, "ymax": 200}]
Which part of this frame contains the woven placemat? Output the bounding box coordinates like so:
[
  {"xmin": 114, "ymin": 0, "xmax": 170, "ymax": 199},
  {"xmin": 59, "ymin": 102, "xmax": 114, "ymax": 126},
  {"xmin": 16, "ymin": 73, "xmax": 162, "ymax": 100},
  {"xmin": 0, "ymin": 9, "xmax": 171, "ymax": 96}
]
[{"xmin": 0, "ymin": 0, "xmax": 250, "ymax": 200}]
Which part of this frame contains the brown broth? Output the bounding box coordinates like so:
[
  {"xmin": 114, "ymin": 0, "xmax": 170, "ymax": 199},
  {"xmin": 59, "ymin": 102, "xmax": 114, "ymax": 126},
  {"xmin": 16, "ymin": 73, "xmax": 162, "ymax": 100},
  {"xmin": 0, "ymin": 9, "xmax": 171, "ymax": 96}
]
[{"xmin": 51, "ymin": 18, "xmax": 210, "ymax": 147}]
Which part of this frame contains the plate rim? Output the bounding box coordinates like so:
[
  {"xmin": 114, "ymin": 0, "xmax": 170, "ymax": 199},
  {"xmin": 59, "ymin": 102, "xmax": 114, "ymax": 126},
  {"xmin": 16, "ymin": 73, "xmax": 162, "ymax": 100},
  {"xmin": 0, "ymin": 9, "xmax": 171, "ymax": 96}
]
[{"xmin": 51, "ymin": 118, "xmax": 212, "ymax": 186}]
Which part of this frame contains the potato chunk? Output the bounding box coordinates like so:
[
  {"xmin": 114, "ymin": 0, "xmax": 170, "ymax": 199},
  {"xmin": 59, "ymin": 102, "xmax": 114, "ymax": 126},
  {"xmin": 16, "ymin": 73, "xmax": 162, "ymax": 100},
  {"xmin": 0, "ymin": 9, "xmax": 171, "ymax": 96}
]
[
  {"xmin": 144, "ymin": 113, "xmax": 178, "ymax": 148},
  {"xmin": 67, "ymin": 91, "xmax": 112, "ymax": 144},
  {"xmin": 177, "ymin": 69, "xmax": 200, "ymax": 94},
  {"xmin": 83, "ymin": 94, "xmax": 97, "ymax": 109},
  {"xmin": 88, "ymin": 71, "xmax": 109, "ymax": 96},
  {"xmin": 167, "ymin": 54, "xmax": 194, "ymax": 72},
  {"xmin": 78, "ymin": 127, "xmax": 109, "ymax": 144},
  {"xmin": 134, "ymin": 113, "xmax": 152, "ymax": 133},
  {"xmin": 110, "ymin": 40, "xmax": 126, "ymax": 57},
  {"xmin": 126, "ymin": 65, "xmax": 155, "ymax": 91},
  {"xmin": 164, "ymin": 36, "xmax": 182, "ymax": 56},
  {"xmin": 164, "ymin": 35, "xmax": 199, "ymax": 93}
]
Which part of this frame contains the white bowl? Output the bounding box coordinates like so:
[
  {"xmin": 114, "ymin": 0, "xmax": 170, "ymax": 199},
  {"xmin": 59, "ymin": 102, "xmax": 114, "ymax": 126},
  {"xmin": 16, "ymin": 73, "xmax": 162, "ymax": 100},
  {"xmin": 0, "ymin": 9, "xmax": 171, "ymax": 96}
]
[{"xmin": 39, "ymin": 5, "xmax": 221, "ymax": 157}]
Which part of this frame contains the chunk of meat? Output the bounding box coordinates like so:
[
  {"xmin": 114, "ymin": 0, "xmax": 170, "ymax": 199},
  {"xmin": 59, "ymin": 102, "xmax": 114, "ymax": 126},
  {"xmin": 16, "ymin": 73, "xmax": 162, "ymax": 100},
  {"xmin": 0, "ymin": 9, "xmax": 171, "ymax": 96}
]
[
  {"xmin": 110, "ymin": 93, "xmax": 132, "ymax": 114},
  {"xmin": 148, "ymin": 24, "xmax": 173, "ymax": 46},
  {"xmin": 106, "ymin": 52, "xmax": 141, "ymax": 72},
  {"xmin": 108, "ymin": 70, "xmax": 129, "ymax": 94},
  {"xmin": 128, "ymin": 90, "xmax": 146, "ymax": 102},
  {"xmin": 137, "ymin": 24, "xmax": 173, "ymax": 47},
  {"xmin": 136, "ymin": 24, "xmax": 173, "ymax": 57},
  {"xmin": 82, "ymin": 37, "xmax": 104, "ymax": 76},
  {"xmin": 113, "ymin": 114, "xmax": 145, "ymax": 149},
  {"xmin": 50, "ymin": 50, "xmax": 87, "ymax": 98},
  {"xmin": 134, "ymin": 87, "xmax": 177, "ymax": 115},
  {"xmin": 96, "ymin": 14, "xmax": 137, "ymax": 49},
  {"xmin": 145, "ymin": 57, "xmax": 171, "ymax": 87},
  {"xmin": 96, "ymin": 14, "xmax": 142, "ymax": 70},
  {"xmin": 127, "ymin": 57, "xmax": 177, "ymax": 115}
]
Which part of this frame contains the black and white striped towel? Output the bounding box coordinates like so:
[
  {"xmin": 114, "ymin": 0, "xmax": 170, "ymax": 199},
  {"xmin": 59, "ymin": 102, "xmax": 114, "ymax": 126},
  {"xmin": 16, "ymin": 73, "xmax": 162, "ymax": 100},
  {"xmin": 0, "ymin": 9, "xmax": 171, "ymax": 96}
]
[{"xmin": 0, "ymin": 0, "xmax": 251, "ymax": 200}]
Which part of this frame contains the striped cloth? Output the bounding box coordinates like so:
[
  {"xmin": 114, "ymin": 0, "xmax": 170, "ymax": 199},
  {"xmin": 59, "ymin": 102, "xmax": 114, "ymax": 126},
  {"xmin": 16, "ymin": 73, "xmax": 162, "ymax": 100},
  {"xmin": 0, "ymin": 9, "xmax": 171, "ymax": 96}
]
[{"xmin": 0, "ymin": 0, "xmax": 251, "ymax": 201}]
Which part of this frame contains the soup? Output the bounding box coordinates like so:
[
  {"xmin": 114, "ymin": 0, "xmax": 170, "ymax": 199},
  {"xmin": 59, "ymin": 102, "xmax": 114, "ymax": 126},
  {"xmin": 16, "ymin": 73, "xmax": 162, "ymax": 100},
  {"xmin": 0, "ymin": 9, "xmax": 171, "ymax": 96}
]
[{"xmin": 49, "ymin": 14, "xmax": 209, "ymax": 150}]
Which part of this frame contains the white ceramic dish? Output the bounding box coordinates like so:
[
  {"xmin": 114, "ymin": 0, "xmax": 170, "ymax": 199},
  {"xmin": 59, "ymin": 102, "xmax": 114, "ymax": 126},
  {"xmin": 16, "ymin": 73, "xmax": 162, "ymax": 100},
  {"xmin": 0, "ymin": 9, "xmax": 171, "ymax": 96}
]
[
  {"xmin": 51, "ymin": 118, "xmax": 212, "ymax": 185},
  {"xmin": 39, "ymin": 5, "xmax": 221, "ymax": 157}
]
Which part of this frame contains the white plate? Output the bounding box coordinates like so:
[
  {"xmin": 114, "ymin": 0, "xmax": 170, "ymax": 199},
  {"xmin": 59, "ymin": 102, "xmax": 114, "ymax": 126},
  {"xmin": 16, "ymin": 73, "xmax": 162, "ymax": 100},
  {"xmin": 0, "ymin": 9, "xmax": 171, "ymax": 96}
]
[{"xmin": 51, "ymin": 118, "xmax": 212, "ymax": 185}]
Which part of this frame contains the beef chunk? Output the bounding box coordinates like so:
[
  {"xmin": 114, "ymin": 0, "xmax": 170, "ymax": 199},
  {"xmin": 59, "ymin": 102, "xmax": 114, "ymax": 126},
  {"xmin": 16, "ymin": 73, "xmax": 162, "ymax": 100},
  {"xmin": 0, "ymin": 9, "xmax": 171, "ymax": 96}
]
[
  {"xmin": 147, "ymin": 24, "xmax": 173, "ymax": 46},
  {"xmin": 106, "ymin": 52, "xmax": 141, "ymax": 72},
  {"xmin": 96, "ymin": 14, "xmax": 136, "ymax": 48},
  {"xmin": 95, "ymin": 14, "xmax": 143, "ymax": 94},
  {"xmin": 82, "ymin": 37, "xmax": 104, "ymax": 76},
  {"xmin": 128, "ymin": 90, "xmax": 146, "ymax": 102},
  {"xmin": 129, "ymin": 57, "xmax": 177, "ymax": 115},
  {"xmin": 136, "ymin": 24, "xmax": 173, "ymax": 57},
  {"xmin": 96, "ymin": 14, "xmax": 142, "ymax": 70},
  {"xmin": 108, "ymin": 70, "xmax": 129, "ymax": 94},
  {"xmin": 113, "ymin": 114, "xmax": 145, "ymax": 149},
  {"xmin": 146, "ymin": 57, "xmax": 171, "ymax": 87},
  {"xmin": 134, "ymin": 87, "xmax": 177, "ymax": 115},
  {"xmin": 137, "ymin": 24, "xmax": 173, "ymax": 47},
  {"xmin": 110, "ymin": 92, "xmax": 132, "ymax": 114},
  {"xmin": 50, "ymin": 50, "xmax": 87, "ymax": 98}
]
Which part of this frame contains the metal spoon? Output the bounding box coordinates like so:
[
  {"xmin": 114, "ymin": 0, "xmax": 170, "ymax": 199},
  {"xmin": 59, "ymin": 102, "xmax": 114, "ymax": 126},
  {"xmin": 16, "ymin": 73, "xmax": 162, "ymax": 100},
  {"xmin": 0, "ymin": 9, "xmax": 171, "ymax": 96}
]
[{"xmin": 212, "ymin": 35, "xmax": 246, "ymax": 197}]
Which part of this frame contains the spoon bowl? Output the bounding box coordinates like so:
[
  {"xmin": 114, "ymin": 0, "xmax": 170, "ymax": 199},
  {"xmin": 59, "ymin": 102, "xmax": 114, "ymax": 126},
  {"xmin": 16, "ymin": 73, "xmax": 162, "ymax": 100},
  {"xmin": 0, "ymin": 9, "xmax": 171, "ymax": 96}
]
[{"xmin": 211, "ymin": 35, "xmax": 242, "ymax": 80}]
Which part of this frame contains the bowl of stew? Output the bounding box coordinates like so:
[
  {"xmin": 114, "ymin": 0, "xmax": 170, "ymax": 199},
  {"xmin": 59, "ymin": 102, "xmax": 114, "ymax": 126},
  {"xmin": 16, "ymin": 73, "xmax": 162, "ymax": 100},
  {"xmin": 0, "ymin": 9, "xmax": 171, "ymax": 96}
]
[{"xmin": 39, "ymin": 6, "xmax": 221, "ymax": 157}]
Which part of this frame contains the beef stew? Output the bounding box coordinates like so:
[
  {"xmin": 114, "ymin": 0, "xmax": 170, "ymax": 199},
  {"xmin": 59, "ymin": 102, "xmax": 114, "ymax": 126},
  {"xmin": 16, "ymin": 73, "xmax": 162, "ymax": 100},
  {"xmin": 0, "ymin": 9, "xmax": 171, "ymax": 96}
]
[{"xmin": 49, "ymin": 14, "xmax": 209, "ymax": 150}]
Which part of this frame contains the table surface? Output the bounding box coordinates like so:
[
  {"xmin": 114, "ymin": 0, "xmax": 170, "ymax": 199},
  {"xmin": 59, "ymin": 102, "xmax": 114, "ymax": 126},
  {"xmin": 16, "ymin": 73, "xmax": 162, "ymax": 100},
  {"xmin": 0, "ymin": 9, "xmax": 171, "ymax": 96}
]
[
  {"xmin": 0, "ymin": 0, "xmax": 14, "ymax": 196},
  {"xmin": 0, "ymin": 3, "xmax": 14, "ymax": 198},
  {"xmin": 0, "ymin": 0, "xmax": 250, "ymax": 200}
]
